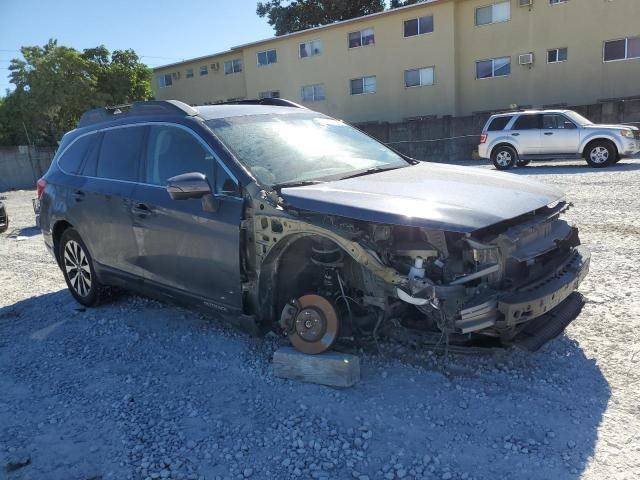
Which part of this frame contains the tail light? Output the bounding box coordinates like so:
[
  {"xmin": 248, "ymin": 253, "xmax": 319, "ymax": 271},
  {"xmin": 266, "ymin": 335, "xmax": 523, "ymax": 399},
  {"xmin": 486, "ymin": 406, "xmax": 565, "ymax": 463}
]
[
  {"xmin": 36, "ymin": 178, "xmax": 47, "ymax": 200},
  {"xmin": 479, "ymin": 133, "xmax": 488, "ymax": 144}
]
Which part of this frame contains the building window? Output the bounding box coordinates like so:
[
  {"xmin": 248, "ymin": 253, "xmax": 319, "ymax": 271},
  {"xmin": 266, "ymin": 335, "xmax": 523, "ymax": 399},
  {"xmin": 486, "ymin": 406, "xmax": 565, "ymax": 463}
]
[
  {"xmin": 302, "ymin": 84, "xmax": 326, "ymax": 102},
  {"xmin": 475, "ymin": 2, "xmax": 511, "ymax": 26},
  {"xmin": 158, "ymin": 74, "xmax": 172, "ymax": 88},
  {"xmin": 348, "ymin": 28, "xmax": 375, "ymax": 48},
  {"xmin": 549, "ymin": 0, "xmax": 568, "ymax": 4},
  {"xmin": 350, "ymin": 76, "xmax": 376, "ymax": 95},
  {"xmin": 604, "ymin": 37, "xmax": 640, "ymax": 62},
  {"xmin": 299, "ymin": 40, "xmax": 322, "ymax": 58},
  {"xmin": 476, "ymin": 57, "xmax": 511, "ymax": 79},
  {"xmin": 259, "ymin": 90, "xmax": 280, "ymax": 99},
  {"xmin": 200, "ymin": 65, "xmax": 209, "ymax": 76},
  {"xmin": 224, "ymin": 59, "xmax": 243, "ymax": 75},
  {"xmin": 257, "ymin": 49, "xmax": 277, "ymax": 66},
  {"xmin": 404, "ymin": 67, "xmax": 435, "ymax": 87},
  {"xmin": 547, "ymin": 47, "xmax": 568, "ymax": 63},
  {"xmin": 404, "ymin": 15, "xmax": 434, "ymax": 37},
  {"xmin": 185, "ymin": 68, "xmax": 194, "ymax": 79}
]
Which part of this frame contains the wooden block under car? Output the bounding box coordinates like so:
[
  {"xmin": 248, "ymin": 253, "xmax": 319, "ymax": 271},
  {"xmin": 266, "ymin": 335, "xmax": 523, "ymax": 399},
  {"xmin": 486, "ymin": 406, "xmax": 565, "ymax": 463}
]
[{"xmin": 272, "ymin": 347, "xmax": 361, "ymax": 387}]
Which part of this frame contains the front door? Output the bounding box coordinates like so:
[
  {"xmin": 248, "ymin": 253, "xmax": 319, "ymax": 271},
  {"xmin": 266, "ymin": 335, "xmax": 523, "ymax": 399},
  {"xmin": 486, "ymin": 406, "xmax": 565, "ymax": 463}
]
[
  {"xmin": 131, "ymin": 124, "xmax": 243, "ymax": 310},
  {"xmin": 539, "ymin": 114, "xmax": 581, "ymax": 154}
]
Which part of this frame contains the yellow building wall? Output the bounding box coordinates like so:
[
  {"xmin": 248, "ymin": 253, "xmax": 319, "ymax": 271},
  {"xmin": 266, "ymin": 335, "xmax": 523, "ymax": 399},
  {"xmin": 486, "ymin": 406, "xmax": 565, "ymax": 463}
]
[
  {"xmin": 454, "ymin": 0, "xmax": 640, "ymax": 115},
  {"xmin": 152, "ymin": 0, "xmax": 640, "ymax": 122}
]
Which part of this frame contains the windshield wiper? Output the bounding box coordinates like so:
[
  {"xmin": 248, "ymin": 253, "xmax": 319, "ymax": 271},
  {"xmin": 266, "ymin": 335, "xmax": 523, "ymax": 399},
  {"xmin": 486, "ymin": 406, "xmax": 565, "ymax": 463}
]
[
  {"xmin": 272, "ymin": 179, "xmax": 324, "ymax": 191},
  {"xmin": 337, "ymin": 165, "xmax": 404, "ymax": 181}
]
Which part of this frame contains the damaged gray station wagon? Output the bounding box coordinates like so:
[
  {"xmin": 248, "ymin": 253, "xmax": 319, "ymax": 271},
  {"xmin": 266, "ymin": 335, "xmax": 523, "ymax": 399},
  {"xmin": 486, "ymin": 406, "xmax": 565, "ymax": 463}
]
[{"xmin": 36, "ymin": 100, "xmax": 590, "ymax": 354}]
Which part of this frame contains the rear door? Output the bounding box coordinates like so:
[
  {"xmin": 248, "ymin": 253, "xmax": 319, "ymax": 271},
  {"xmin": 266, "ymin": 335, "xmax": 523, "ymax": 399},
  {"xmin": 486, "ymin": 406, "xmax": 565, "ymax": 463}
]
[
  {"xmin": 539, "ymin": 113, "xmax": 581, "ymax": 154},
  {"xmin": 76, "ymin": 125, "xmax": 146, "ymax": 277},
  {"xmin": 509, "ymin": 114, "xmax": 542, "ymax": 155},
  {"xmin": 131, "ymin": 123, "xmax": 244, "ymax": 310}
]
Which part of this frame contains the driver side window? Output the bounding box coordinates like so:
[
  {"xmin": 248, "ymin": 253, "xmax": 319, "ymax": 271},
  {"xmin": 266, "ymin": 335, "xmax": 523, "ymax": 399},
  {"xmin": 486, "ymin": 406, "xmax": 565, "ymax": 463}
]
[{"xmin": 145, "ymin": 125, "xmax": 213, "ymax": 186}]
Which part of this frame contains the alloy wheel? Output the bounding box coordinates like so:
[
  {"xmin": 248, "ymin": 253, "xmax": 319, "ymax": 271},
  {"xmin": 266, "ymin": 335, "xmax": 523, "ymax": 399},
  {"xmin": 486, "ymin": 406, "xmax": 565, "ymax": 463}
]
[
  {"xmin": 64, "ymin": 240, "xmax": 92, "ymax": 297},
  {"xmin": 590, "ymin": 146, "xmax": 609, "ymax": 164},
  {"xmin": 496, "ymin": 150, "xmax": 513, "ymax": 167}
]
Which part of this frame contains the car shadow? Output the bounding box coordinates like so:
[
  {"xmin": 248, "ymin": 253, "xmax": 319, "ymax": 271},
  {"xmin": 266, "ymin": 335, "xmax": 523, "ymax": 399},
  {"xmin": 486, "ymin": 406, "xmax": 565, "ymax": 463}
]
[
  {"xmin": 0, "ymin": 288, "xmax": 612, "ymax": 480},
  {"xmin": 507, "ymin": 160, "xmax": 640, "ymax": 175},
  {"xmin": 6, "ymin": 226, "xmax": 41, "ymax": 238}
]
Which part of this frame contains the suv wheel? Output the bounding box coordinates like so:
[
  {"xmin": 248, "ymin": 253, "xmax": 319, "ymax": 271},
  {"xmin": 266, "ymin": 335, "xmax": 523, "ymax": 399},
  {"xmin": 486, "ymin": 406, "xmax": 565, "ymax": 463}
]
[
  {"xmin": 59, "ymin": 229, "xmax": 105, "ymax": 306},
  {"xmin": 585, "ymin": 141, "xmax": 615, "ymax": 168},
  {"xmin": 491, "ymin": 145, "xmax": 517, "ymax": 170}
]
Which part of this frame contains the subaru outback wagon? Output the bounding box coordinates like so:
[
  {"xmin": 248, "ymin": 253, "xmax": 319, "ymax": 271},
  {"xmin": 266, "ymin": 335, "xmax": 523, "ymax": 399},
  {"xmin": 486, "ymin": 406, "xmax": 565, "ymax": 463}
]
[
  {"xmin": 37, "ymin": 100, "xmax": 589, "ymax": 354},
  {"xmin": 478, "ymin": 109, "xmax": 640, "ymax": 170}
]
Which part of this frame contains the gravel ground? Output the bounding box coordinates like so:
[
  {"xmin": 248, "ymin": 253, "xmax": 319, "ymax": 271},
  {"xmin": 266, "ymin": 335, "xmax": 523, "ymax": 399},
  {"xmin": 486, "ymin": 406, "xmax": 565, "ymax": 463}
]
[{"xmin": 1, "ymin": 159, "xmax": 639, "ymax": 480}]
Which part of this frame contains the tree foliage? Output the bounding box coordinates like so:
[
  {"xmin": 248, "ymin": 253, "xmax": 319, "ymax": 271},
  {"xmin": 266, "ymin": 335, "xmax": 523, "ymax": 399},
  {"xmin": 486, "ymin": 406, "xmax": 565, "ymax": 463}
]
[
  {"xmin": 0, "ymin": 40, "xmax": 152, "ymax": 146},
  {"xmin": 256, "ymin": 0, "xmax": 386, "ymax": 36},
  {"xmin": 389, "ymin": 0, "xmax": 424, "ymax": 8}
]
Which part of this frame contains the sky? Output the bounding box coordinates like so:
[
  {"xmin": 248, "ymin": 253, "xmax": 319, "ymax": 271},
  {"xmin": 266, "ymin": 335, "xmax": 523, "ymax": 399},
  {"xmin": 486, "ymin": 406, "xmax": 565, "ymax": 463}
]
[{"xmin": 0, "ymin": 0, "xmax": 281, "ymax": 94}]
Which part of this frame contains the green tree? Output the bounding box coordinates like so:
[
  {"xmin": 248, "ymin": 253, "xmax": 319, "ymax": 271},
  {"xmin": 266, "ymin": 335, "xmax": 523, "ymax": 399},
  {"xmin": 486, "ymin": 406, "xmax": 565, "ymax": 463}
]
[
  {"xmin": 256, "ymin": 0, "xmax": 386, "ymax": 36},
  {"xmin": 390, "ymin": 0, "xmax": 424, "ymax": 8},
  {"xmin": 0, "ymin": 39, "xmax": 152, "ymax": 146}
]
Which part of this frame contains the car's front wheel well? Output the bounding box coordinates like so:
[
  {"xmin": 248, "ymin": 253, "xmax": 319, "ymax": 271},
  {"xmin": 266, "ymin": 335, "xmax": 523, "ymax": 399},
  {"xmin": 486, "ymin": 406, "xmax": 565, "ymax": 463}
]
[
  {"xmin": 583, "ymin": 138, "xmax": 617, "ymax": 159},
  {"xmin": 52, "ymin": 220, "xmax": 73, "ymax": 266}
]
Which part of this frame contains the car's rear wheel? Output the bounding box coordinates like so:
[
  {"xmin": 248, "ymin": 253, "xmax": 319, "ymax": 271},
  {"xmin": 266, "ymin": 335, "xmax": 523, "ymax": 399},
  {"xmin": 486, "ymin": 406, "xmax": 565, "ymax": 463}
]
[
  {"xmin": 516, "ymin": 159, "xmax": 531, "ymax": 167},
  {"xmin": 491, "ymin": 145, "xmax": 517, "ymax": 170},
  {"xmin": 585, "ymin": 141, "xmax": 615, "ymax": 168},
  {"xmin": 59, "ymin": 229, "xmax": 105, "ymax": 306}
]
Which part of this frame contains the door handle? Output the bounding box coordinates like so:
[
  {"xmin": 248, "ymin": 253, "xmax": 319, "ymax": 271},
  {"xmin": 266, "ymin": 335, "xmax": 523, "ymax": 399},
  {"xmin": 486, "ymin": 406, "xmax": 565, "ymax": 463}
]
[
  {"xmin": 73, "ymin": 190, "xmax": 85, "ymax": 202},
  {"xmin": 132, "ymin": 203, "xmax": 152, "ymax": 218},
  {"xmin": 544, "ymin": 132, "xmax": 554, "ymax": 136},
  {"xmin": 511, "ymin": 133, "xmax": 520, "ymax": 137}
]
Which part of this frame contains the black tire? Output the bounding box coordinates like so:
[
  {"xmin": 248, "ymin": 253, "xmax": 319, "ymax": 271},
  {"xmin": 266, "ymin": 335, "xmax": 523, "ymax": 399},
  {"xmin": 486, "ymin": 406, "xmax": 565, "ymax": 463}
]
[
  {"xmin": 613, "ymin": 154, "xmax": 622, "ymax": 164},
  {"xmin": 585, "ymin": 140, "xmax": 616, "ymax": 168},
  {"xmin": 491, "ymin": 145, "xmax": 517, "ymax": 170},
  {"xmin": 59, "ymin": 228, "xmax": 105, "ymax": 306},
  {"xmin": 516, "ymin": 159, "xmax": 531, "ymax": 167}
]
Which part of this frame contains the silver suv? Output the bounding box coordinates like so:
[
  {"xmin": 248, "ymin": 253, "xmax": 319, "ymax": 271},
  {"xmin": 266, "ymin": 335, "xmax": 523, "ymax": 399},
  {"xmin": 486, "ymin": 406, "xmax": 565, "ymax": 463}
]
[{"xmin": 478, "ymin": 109, "xmax": 640, "ymax": 170}]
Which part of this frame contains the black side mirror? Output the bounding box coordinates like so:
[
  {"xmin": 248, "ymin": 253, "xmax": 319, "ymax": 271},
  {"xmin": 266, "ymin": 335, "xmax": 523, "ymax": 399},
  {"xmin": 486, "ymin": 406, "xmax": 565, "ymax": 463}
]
[{"xmin": 166, "ymin": 172, "xmax": 212, "ymax": 200}]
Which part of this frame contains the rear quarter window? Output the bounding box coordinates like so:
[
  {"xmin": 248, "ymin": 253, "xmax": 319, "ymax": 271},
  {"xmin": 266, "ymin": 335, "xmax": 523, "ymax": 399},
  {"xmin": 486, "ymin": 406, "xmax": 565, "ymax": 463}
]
[
  {"xmin": 58, "ymin": 134, "xmax": 98, "ymax": 174},
  {"xmin": 486, "ymin": 116, "xmax": 512, "ymax": 132}
]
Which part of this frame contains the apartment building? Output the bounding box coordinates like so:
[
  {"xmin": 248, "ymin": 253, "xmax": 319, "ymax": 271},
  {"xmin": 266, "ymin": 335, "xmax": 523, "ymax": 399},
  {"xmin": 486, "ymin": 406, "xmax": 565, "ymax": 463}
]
[{"xmin": 152, "ymin": 0, "xmax": 640, "ymax": 123}]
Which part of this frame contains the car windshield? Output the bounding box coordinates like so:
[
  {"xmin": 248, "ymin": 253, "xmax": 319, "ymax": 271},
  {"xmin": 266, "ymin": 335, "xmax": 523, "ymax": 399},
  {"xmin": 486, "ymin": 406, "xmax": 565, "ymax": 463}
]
[
  {"xmin": 205, "ymin": 112, "xmax": 409, "ymax": 187},
  {"xmin": 564, "ymin": 111, "xmax": 593, "ymax": 126}
]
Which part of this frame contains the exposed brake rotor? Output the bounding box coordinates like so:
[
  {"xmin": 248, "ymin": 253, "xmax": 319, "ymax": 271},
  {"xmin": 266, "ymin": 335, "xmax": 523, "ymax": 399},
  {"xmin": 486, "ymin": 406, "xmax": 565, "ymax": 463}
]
[{"xmin": 280, "ymin": 294, "xmax": 339, "ymax": 354}]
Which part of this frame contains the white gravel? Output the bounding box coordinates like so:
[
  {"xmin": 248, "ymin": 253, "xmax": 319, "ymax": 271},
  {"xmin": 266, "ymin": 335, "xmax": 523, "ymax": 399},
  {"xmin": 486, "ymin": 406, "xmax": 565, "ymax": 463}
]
[{"xmin": 1, "ymin": 158, "xmax": 639, "ymax": 480}]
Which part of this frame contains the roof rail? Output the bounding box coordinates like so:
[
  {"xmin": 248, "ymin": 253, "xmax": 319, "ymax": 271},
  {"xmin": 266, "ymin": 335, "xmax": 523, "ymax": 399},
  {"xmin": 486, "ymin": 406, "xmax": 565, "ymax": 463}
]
[
  {"xmin": 219, "ymin": 98, "xmax": 307, "ymax": 109},
  {"xmin": 78, "ymin": 100, "xmax": 198, "ymax": 128}
]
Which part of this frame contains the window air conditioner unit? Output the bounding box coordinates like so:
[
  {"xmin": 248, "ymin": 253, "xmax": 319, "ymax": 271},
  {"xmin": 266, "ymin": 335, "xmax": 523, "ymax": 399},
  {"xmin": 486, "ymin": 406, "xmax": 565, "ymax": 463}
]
[
  {"xmin": 519, "ymin": 0, "xmax": 533, "ymax": 6},
  {"xmin": 519, "ymin": 53, "xmax": 534, "ymax": 65}
]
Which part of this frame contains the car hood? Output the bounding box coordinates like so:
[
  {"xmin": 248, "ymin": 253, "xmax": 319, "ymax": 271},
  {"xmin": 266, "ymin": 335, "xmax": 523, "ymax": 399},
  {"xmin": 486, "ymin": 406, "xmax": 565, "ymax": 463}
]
[
  {"xmin": 584, "ymin": 124, "xmax": 639, "ymax": 131},
  {"xmin": 280, "ymin": 162, "xmax": 564, "ymax": 233}
]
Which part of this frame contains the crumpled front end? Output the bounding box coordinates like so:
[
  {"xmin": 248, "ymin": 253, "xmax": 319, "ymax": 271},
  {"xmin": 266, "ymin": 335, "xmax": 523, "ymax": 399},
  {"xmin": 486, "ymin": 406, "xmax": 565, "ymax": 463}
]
[{"xmin": 396, "ymin": 201, "xmax": 589, "ymax": 350}]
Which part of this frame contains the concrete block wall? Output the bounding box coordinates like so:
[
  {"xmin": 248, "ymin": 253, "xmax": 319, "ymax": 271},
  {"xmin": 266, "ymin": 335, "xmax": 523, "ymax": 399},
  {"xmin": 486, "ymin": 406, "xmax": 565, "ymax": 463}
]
[
  {"xmin": 0, "ymin": 146, "xmax": 56, "ymax": 191},
  {"xmin": 357, "ymin": 98, "xmax": 640, "ymax": 162}
]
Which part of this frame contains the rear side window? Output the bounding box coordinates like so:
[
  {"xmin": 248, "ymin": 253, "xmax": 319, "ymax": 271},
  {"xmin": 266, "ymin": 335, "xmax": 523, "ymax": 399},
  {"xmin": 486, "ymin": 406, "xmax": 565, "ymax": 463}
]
[
  {"xmin": 512, "ymin": 114, "xmax": 540, "ymax": 130},
  {"xmin": 486, "ymin": 116, "xmax": 512, "ymax": 131},
  {"xmin": 97, "ymin": 127, "xmax": 146, "ymax": 182},
  {"xmin": 144, "ymin": 125, "xmax": 213, "ymax": 186},
  {"xmin": 59, "ymin": 135, "xmax": 94, "ymax": 174}
]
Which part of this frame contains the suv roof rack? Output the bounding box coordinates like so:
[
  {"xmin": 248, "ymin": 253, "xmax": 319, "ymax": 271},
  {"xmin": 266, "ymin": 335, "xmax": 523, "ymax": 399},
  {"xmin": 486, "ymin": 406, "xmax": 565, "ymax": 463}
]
[
  {"xmin": 218, "ymin": 98, "xmax": 306, "ymax": 109},
  {"xmin": 78, "ymin": 100, "xmax": 198, "ymax": 128}
]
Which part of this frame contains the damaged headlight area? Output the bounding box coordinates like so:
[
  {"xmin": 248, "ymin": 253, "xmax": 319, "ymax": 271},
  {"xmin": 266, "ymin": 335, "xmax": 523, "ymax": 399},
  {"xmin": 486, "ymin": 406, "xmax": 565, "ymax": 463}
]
[{"xmin": 266, "ymin": 201, "xmax": 589, "ymax": 354}]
